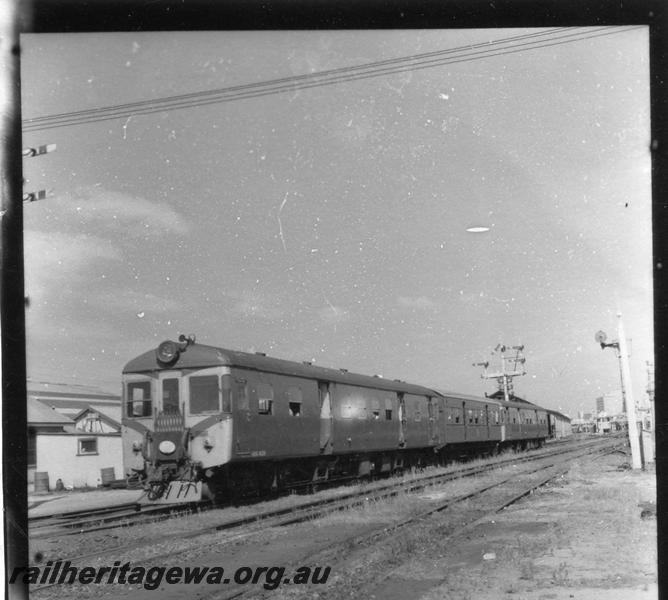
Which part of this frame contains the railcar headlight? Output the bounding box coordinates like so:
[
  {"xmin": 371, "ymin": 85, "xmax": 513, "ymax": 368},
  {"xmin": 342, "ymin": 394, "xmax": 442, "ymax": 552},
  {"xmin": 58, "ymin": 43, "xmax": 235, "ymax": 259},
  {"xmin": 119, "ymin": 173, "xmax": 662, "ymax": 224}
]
[
  {"xmin": 132, "ymin": 441, "xmax": 143, "ymax": 453},
  {"xmin": 156, "ymin": 340, "xmax": 179, "ymax": 365},
  {"xmin": 158, "ymin": 440, "xmax": 177, "ymax": 455}
]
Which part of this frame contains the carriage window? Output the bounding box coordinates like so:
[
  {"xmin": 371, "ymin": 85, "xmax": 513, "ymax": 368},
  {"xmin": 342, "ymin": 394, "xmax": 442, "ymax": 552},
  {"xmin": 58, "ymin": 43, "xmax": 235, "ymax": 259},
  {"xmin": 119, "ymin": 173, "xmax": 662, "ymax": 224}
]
[
  {"xmin": 162, "ymin": 378, "xmax": 180, "ymax": 413},
  {"xmin": 257, "ymin": 383, "xmax": 274, "ymax": 415},
  {"xmin": 190, "ymin": 375, "xmax": 220, "ymax": 414},
  {"xmin": 385, "ymin": 398, "xmax": 393, "ymax": 420},
  {"xmin": 127, "ymin": 381, "xmax": 152, "ymax": 417},
  {"xmin": 371, "ymin": 398, "xmax": 380, "ymax": 419},
  {"xmin": 287, "ymin": 387, "xmax": 302, "ymax": 416},
  {"xmin": 221, "ymin": 375, "xmax": 232, "ymax": 412}
]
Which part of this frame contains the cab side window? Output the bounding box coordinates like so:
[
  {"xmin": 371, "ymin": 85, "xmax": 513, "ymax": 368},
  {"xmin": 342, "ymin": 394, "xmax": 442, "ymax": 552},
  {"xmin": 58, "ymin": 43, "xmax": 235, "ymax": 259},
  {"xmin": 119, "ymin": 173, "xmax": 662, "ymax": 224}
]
[{"xmin": 127, "ymin": 381, "xmax": 151, "ymax": 417}]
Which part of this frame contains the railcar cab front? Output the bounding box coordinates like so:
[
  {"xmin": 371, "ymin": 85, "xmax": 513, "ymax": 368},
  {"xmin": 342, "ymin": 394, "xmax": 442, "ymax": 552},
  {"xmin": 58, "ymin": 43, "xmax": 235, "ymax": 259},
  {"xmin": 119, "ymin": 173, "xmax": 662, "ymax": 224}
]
[{"xmin": 121, "ymin": 336, "xmax": 233, "ymax": 502}]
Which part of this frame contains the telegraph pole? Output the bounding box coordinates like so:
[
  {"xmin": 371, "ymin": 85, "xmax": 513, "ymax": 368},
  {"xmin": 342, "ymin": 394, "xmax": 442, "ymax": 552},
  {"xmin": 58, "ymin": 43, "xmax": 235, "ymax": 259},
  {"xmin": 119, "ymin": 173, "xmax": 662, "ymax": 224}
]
[
  {"xmin": 2, "ymin": 3, "xmax": 29, "ymax": 597},
  {"xmin": 644, "ymin": 361, "xmax": 655, "ymax": 463},
  {"xmin": 474, "ymin": 344, "xmax": 527, "ymax": 401},
  {"xmin": 595, "ymin": 314, "xmax": 642, "ymax": 469}
]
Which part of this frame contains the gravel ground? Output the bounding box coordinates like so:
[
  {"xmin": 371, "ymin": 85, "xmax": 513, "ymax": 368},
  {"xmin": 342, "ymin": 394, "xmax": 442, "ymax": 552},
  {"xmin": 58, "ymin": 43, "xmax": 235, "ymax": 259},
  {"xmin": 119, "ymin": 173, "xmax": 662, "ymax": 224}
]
[{"xmin": 367, "ymin": 451, "xmax": 657, "ymax": 600}]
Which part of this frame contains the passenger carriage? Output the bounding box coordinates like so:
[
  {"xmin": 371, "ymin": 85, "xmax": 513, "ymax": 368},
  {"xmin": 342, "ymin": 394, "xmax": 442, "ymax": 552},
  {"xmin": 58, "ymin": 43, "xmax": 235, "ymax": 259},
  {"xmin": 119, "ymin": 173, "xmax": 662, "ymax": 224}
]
[{"xmin": 122, "ymin": 337, "xmax": 549, "ymax": 502}]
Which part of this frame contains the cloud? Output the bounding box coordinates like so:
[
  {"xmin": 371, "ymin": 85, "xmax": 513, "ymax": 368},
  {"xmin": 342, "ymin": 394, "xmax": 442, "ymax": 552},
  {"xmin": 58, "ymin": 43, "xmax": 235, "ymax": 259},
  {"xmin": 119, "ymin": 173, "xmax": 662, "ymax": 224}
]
[
  {"xmin": 229, "ymin": 289, "xmax": 286, "ymax": 321},
  {"xmin": 66, "ymin": 186, "xmax": 191, "ymax": 237},
  {"xmin": 24, "ymin": 229, "xmax": 123, "ymax": 296},
  {"xmin": 92, "ymin": 290, "xmax": 181, "ymax": 314},
  {"xmin": 397, "ymin": 295, "xmax": 437, "ymax": 310}
]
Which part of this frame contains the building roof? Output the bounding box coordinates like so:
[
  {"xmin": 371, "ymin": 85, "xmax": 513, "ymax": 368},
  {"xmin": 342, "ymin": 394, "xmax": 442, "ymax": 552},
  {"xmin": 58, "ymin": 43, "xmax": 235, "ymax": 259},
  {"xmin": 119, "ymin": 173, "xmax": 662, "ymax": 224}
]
[
  {"xmin": 546, "ymin": 409, "xmax": 572, "ymax": 421},
  {"xmin": 487, "ymin": 390, "xmax": 534, "ymax": 405},
  {"xmin": 27, "ymin": 380, "xmax": 119, "ymax": 399},
  {"xmin": 72, "ymin": 406, "xmax": 122, "ymax": 431},
  {"xmin": 28, "ymin": 398, "xmax": 74, "ymax": 427}
]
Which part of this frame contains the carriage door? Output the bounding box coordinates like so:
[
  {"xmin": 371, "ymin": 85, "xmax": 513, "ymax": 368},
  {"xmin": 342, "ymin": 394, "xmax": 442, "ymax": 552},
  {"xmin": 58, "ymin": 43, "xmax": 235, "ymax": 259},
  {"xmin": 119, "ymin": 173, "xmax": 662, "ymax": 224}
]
[
  {"xmin": 427, "ymin": 397, "xmax": 438, "ymax": 443},
  {"xmin": 318, "ymin": 382, "xmax": 333, "ymax": 454},
  {"xmin": 398, "ymin": 394, "xmax": 406, "ymax": 447}
]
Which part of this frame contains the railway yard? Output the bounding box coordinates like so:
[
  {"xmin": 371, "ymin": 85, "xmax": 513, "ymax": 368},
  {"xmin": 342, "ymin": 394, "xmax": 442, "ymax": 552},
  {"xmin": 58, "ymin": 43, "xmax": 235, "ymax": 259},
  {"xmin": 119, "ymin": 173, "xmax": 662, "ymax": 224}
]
[{"xmin": 24, "ymin": 434, "xmax": 656, "ymax": 600}]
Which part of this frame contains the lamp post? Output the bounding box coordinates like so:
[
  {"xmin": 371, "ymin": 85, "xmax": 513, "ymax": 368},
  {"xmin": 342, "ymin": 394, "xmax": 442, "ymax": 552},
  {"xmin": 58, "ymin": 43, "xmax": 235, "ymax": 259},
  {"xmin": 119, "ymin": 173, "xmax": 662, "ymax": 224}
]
[{"xmin": 595, "ymin": 314, "xmax": 642, "ymax": 469}]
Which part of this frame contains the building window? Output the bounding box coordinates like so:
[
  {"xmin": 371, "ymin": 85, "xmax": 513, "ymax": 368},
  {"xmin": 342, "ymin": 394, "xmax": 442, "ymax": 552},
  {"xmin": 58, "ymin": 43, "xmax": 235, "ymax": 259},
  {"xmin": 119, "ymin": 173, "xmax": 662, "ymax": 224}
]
[
  {"xmin": 127, "ymin": 381, "xmax": 152, "ymax": 417},
  {"xmin": 78, "ymin": 438, "xmax": 98, "ymax": 455},
  {"xmin": 190, "ymin": 375, "xmax": 220, "ymax": 414}
]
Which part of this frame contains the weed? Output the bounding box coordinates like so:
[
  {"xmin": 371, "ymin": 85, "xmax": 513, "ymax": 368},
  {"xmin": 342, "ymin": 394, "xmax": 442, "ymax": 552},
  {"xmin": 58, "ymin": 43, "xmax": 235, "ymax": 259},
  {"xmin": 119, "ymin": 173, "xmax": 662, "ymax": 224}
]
[
  {"xmin": 519, "ymin": 558, "xmax": 535, "ymax": 580},
  {"xmin": 551, "ymin": 561, "xmax": 569, "ymax": 585}
]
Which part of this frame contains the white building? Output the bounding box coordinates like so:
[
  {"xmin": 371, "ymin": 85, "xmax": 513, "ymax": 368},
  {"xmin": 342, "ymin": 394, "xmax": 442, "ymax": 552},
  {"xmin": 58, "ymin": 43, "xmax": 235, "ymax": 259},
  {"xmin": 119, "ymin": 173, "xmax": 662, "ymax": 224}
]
[{"xmin": 28, "ymin": 384, "xmax": 124, "ymax": 491}]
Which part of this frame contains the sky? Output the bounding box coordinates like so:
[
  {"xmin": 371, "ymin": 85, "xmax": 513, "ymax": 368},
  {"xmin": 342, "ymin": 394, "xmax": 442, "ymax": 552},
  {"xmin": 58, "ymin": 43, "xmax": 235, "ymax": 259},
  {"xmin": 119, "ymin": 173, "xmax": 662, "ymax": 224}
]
[{"xmin": 20, "ymin": 28, "xmax": 653, "ymax": 417}]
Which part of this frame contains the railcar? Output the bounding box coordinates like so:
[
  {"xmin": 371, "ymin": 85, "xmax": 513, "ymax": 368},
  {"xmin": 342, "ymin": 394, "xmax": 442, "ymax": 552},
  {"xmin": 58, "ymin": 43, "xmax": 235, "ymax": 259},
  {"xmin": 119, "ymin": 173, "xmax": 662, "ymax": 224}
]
[{"xmin": 122, "ymin": 336, "xmax": 549, "ymax": 503}]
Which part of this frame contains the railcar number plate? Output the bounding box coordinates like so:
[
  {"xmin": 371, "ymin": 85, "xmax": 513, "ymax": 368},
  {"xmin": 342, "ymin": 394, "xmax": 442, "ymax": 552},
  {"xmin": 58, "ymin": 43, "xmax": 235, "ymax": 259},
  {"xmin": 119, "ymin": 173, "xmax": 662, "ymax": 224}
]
[{"xmin": 154, "ymin": 481, "xmax": 202, "ymax": 503}]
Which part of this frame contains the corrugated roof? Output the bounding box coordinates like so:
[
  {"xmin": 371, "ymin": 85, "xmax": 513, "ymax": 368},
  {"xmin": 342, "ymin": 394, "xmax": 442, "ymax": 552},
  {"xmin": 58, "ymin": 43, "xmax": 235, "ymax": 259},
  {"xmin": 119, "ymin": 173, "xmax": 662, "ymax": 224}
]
[{"xmin": 27, "ymin": 380, "xmax": 118, "ymax": 399}]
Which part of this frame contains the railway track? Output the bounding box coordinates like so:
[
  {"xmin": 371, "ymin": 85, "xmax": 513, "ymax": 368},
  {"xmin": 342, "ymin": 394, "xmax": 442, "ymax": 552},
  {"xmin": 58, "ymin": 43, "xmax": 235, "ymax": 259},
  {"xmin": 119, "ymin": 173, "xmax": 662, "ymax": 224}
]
[
  {"xmin": 29, "ymin": 499, "xmax": 212, "ymax": 539},
  {"xmin": 29, "ymin": 435, "xmax": 602, "ymax": 540},
  {"xmin": 207, "ymin": 436, "xmax": 623, "ymax": 600},
  {"xmin": 29, "ymin": 435, "xmax": 620, "ymax": 595}
]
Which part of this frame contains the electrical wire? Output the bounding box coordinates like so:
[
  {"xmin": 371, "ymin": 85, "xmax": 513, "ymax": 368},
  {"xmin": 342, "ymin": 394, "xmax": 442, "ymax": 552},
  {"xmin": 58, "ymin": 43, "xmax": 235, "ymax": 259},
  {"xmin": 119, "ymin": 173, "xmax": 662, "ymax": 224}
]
[{"xmin": 22, "ymin": 26, "xmax": 642, "ymax": 133}]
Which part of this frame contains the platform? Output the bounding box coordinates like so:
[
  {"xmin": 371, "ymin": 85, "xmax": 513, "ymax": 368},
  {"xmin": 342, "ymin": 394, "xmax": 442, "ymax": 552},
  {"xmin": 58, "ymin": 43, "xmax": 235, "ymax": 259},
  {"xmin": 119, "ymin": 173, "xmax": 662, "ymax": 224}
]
[{"xmin": 28, "ymin": 488, "xmax": 146, "ymax": 518}]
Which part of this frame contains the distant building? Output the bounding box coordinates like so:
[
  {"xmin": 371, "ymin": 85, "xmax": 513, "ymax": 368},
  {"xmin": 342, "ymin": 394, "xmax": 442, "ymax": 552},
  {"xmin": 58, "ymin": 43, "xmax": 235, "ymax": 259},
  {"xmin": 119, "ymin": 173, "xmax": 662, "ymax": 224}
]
[
  {"xmin": 546, "ymin": 409, "xmax": 571, "ymax": 439},
  {"xmin": 27, "ymin": 383, "xmax": 123, "ymax": 491},
  {"xmin": 596, "ymin": 396, "xmax": 605, "ymax": 414}
]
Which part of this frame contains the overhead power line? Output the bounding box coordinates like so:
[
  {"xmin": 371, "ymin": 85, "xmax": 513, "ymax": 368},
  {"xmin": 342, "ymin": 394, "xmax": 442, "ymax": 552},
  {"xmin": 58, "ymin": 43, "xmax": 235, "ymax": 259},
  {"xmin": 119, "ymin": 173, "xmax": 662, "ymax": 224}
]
[{"xmin": 23, "ymin": 26, "xmax": 642, "ymax": 133}]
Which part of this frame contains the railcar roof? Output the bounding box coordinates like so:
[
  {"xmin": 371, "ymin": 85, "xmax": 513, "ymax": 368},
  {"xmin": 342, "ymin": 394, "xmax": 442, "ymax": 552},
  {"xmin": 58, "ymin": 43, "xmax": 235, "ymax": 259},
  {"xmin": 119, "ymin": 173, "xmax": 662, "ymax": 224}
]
[
  {"xmin": 432, "ymin": 389, "xmax": 548, "ymax": 412},
  {"xmin": 124, "ymin": 342, "xmax": 438, "ymax": 396}
]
